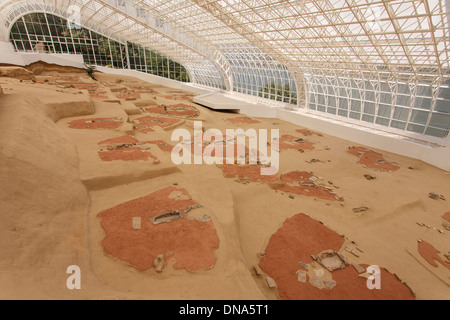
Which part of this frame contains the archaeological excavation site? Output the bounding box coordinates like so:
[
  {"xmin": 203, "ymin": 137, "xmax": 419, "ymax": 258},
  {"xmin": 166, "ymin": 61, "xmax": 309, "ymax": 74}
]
[{"xmin": 0, "ymin": 0, "xmax": 449, "ymax": 301}]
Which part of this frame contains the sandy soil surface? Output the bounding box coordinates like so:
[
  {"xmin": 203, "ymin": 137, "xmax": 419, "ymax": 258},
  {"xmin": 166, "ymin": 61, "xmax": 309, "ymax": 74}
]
[{"xmin": 0, "ymin": 62, "xmax": 449, "ymax": 300}]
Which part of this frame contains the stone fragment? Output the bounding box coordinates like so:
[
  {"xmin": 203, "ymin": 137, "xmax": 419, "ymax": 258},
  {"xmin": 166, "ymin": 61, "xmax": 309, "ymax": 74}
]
[
  {"xmin": 132, "ymin": 217, "xmax": 141, "ymax": 230},
  {"xmin": 352, "ymin": 207, "xmax": 369, "ymax": 213},
  {"xmin": 289, "ymin": 195, "xmax": 295, "ymax": 199},
  {"xmin": 309, "ymin": 277, "xmax": 324, "ymax": 289},
  {"xmin": 352, "ymin": 263, "xmax": 366, "ymax": 274},
  {"xmin": 428, "ymin": 192, "xmax": 440, "ymax": 200},
  {"xmin": 153, "ymin": 254, "xmax": 164, "ymax": 273},
  {"xmin": 253, "ymin": 265, "xmax": 263, "ymax": 276},
  {"xmin": 266, "ymin": 276, "xmax": 277, "ymax": 288},
  {"xmin": 299, "ymin": 260, "xmax": 308, "ymax": 271},
  {"xmin": 313, "ymin": 268, "xmax": 325, "ymax": 278},
  {"xmin": 312, "ymin": 249, "xmax": 347, "ymax": 272},
  {"xmin": 150, "ymin": 210, "xmax": 183, "ymax": 225},
  {"xmin": 196, "ymin": 214, "xmax": 212, "ymax": 222},
  {"xmin": 364, "ymin": 174, "xmax": 376, "ymax": 180},
  {"xmin": 296, "ymin": 270, "xmax": 307, "ymax": 283},
  {"xmin": 323, "ymin": 279, "xmax": 337, "ymax": 290}
]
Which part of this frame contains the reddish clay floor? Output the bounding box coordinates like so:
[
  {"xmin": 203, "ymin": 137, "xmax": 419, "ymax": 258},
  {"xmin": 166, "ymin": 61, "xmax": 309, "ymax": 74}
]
[
  {"xmin": 348, "ymin": 146, "xmax": 400, "ymax": 171},
  {"xmin": 97, "ymin": 135, "xmax": 159, "ymax": 163},
  {"xmin": 274, "ymin": 135, "xmax": 314, "ymax": 151},
  {"xmin": 417, "ymin": 240, "xmax": 450, "ymax": 270},
  {"xmin": 220, "ymin": 165, "xmax": 338, "ymax": 200},
  {"xmin": 273, "ymin": 171, "xmax": 338, "ymax": 201},
  {"xmin": 134, "ymin": 116, "xmax": 184, "ymax": 133},
  {"xmin": 443, "ymin": 212, "xmax": 450, "ymax": 223},
  {"xmin": 259, "ymin": 213, "xmax": 415, "ymax": 300},
  {"xmin": 69, "ymin": 118, "xmax": 122, "ymax": 130},
  {"xmin": 98, "ymin": 186, "xmax": 219, "ymax": 272},
  {"xmin": 145, "ymin": 104, "xmax": 200, "ymax": 117},
  {"xmin": 221, "ymin": 164, "xmax": 281, "ymax": 184}
]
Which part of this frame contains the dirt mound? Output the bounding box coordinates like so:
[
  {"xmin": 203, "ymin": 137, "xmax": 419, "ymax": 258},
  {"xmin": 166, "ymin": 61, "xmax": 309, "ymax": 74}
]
[
  {"xmin": 348, "ymin": 146, "xmax": 400, "ymax": 171},
  {"xmin": 25, "ymin": 61, "xmax": 85, "ymax": 75},
  {"xmin": 0, "ymin": 66, "xmax": 36, "ymax": 81}
]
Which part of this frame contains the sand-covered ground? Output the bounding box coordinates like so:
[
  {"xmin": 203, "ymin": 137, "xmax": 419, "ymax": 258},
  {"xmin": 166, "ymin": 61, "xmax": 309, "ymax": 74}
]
[{"xmin": 0, "ymin": 62, "xmax": 449, "ymax": 300}]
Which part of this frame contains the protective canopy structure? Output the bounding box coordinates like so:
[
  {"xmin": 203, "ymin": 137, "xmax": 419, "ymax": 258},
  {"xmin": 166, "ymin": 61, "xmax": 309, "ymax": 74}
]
[{"xmin": 0, "ymin": 0, "xmax": 449, "ymax": 141}]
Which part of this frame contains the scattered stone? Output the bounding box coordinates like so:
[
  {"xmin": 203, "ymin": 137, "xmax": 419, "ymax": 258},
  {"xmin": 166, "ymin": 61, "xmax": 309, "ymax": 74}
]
[
  {"xmin": 266, "ymin": 276, "xmax": 277, "ymax": 288},
  {"xmin": 306, "ymin": 158, "xmax": 322, "ymax": 163},
  {"xmin": 150, "ymin": 210, "xmax": 183, "ymax": 225},
  {"xmin": 359, "ymin": 272, "xmax": 372, "ymax": 279},
  {"xmin": 298, "ymin": 149, "xmax": 304, "ymax": 153},
  {"xmin": 132, "ymin": 217, "xmax": 141, "ymax": 230},
  {"xmin": 325, "ymin": 146, "xmax": 331, "ymax": 150},
  {"xmin": 184, "ymin": 204, "xmax": 202, "ymax": 213},
  {"xmin": 444, "ymin": 252, "xmax": 450, "ymax": 260},
  {"xmin": 408, "ymin": 166, "xmax": 415, "ymax": 170},
  {"xmin": 364, "ymin": 174, "xmax": 376, "ymax": 180},
  {"xmin": 300, "ymin": 181, "xmax": 316, "ymax": 187},
  {"xmin": 289, "ymin": 195, "xmax": 295, "ymax": 199},
  {"xmin": 296, "ymin": 270, "xmax": 307, "ymax": 283},
  {"xmin": 323, "ymin": 279, "xmax": 337, "ymax": 290},
  {"xmin": 416, "ymin": 222, "xmax": 425, "ymax": 227},
  {"xmin": 352, "ymin": 263, "xmax": 366, "ymax": 274},
  {"xmin": 253, "ymin": 265, "xmax": 263, "ymax": 276},
  {"xmin": 439, "ymin": 194, "xmax": 446, "ymax": 201},
  {"xmin": 260, "ymin": 252, "xmax": 266, "ymax": 257},
  {"xmin": 428, "ymin": 192, "xmax": 440, "ymax": 200},
  {"xmin": 299, "ymin": 261, "xmax": 308, "ymax": 271},
  {"xmin": 442, "ymin": 221, "xmax": 450, "ymax": 231},
  {"xmin": 311, "ymin": 249, "xmax": 348, "ymax": 272},
  {"xmin": 352, "ymin": 207, "xmax": 369, "ymax": 213},
  {"xmin": 313, "ymin": 268, "xmax": 325, "ymax": 278},
  {"xmin": 153, "ymin": 254, "xmax": 165, "ymax": 273},
  {"xmin": 309, "ymin": 277, "xmax": 324, "ymax": 289},
  {"xmin": 196, "ymin": 214, "xmax": 212, "ymax": 222},
  {"xmin": 345, "ymin": 246, "xmax": 360, "ymax": 257}
]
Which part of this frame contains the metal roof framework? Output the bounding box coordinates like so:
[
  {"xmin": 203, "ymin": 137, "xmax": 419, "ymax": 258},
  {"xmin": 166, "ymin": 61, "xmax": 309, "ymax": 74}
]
[{"xmin": 0, "ymin": 0, "xmax": 449, "ymax": 141}]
